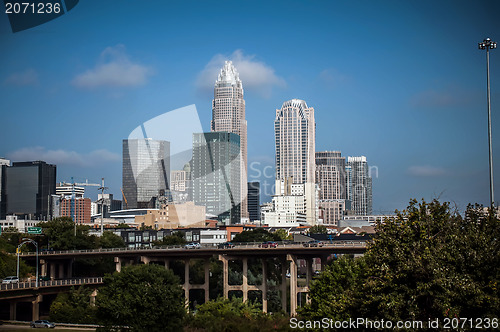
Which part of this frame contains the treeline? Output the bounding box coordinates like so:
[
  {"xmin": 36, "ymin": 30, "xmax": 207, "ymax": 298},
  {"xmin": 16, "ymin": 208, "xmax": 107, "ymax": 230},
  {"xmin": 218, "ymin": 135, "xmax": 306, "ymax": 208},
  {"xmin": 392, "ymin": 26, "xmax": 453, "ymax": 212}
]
[{"xmin": 0, "ymin": 217, "xmax": 126, "ymax": 279}]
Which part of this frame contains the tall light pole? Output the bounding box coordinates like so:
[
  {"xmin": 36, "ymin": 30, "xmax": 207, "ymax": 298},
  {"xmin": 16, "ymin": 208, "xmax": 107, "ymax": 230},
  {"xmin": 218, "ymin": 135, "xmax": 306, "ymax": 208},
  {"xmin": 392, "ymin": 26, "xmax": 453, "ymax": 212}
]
[
  {"xmin": 17, "ymin": 238, "xmax": 39, "ymax": 288},
  {"xmin": 479, "ymin": 38, "xmax": 497, "ymax": 207}
]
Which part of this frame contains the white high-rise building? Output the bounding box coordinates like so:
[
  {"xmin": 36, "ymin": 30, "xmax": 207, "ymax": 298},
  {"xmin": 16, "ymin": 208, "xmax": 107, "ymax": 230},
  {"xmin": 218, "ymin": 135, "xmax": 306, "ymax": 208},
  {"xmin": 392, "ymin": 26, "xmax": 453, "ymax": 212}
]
[
  {"xmin": 274, "ymin": 99, "xmax": 317, "ymax": 224},
  {"xmin": 262, "ymin": 178, "xmax": 307, "ymax": 227},
  {"xmin": 211, "ymin": 61, "xmax": 248, "ymax": 220},
  {"xmin": 346, "ymin": 156, "xmax": 373, "ymax": 215}
]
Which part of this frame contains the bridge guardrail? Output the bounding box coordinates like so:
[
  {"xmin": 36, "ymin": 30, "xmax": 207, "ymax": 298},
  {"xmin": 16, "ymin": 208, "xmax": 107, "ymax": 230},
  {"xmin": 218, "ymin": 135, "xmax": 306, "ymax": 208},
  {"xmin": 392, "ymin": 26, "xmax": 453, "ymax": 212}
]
[
  {"xmin": 18, "ymin": 241, "xmax": 367, "ymax": 256},
  {"xmin": 0, "ymin": 277, "xmax": 103, "ymax": 291}
]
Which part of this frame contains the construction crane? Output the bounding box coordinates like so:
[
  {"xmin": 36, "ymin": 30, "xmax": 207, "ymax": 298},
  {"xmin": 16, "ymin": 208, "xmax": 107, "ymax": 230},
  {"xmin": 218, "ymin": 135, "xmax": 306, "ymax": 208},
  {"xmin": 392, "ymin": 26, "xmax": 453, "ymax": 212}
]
[
  {"xmin": 60, "ymin": 177, "xmax": 101, "ymax": 235},
  {"xmin": 121, "ymin": 187, "xmax": 128, "ymax": 209}
]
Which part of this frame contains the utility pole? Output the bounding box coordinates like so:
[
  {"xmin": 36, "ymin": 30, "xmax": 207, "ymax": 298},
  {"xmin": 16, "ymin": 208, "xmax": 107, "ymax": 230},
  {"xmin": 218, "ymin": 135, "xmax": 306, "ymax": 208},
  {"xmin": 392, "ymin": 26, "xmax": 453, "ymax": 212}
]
[{"xmin": 98, "ymin": 178, "xmax": 108, "ymax": 236}]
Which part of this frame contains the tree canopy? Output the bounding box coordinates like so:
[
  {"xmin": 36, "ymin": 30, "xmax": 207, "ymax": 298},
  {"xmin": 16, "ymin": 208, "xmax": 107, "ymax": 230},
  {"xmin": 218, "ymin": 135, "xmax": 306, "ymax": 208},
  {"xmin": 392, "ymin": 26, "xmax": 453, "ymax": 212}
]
[
  {"xmin": 50, "ymin": 286, "xmax": 97, "ymax": 324},
  {"xmin": 308, "ymin": 225, "xmax": 328, "ymax": 234},
  {"xmin": 153, "ymin": 231, "xmax": 186, "ymax": 246},
  {"xmin": 99, "ymin": 231, "xmax": 126, "ymax": 249},
  {"xmin": 232, "ymin": 228, "xmax": 280, "ymax": 243},
  {"xmin": 38, "ymin": 217, "xmax": 98, "ymax": 250},
  {"xmin": 96, "ymin": 264, "xmax": 185, "ymax": 332},
  {"xmin": 186, "ymin": 297, "xmax": 290, "ymax": 332},
  {"xmin": 300, "ymin": 199, "xmax": 500, "ymax": 320}
]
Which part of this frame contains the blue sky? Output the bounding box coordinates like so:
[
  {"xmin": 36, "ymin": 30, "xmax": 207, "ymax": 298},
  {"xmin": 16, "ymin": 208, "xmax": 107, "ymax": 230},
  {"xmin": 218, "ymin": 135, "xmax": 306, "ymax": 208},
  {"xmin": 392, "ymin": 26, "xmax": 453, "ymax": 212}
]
[{"xmin": 1, "ymin": 0, "xmax": 499, "ymax": 213}]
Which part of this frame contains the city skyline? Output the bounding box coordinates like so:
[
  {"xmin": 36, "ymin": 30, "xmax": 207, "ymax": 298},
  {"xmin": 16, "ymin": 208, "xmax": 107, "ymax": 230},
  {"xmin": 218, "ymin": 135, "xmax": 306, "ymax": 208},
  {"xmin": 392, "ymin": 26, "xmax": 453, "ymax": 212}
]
[{"xmin": 1, "ymin": 1, "xmax": 499, "ymax": 213}]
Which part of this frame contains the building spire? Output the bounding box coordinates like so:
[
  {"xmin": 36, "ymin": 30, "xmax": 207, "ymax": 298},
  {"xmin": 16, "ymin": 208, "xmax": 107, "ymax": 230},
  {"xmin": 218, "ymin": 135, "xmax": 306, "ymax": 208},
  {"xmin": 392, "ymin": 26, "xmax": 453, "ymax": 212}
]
[{"xmin": 216, "ymin": 60, "xmax": 241, "ymax": 85}]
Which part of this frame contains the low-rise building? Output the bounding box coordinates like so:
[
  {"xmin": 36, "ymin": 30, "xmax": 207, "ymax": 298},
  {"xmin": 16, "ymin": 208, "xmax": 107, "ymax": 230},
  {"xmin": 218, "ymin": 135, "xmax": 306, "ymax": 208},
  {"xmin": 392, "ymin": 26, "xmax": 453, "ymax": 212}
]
[
  {"xmin": 0, "ymin": 215, "xmax": 41, "ymax": 233},
  {"xmin": 135, "ymin": 201, "xmax": 206, "ymax": 229}
]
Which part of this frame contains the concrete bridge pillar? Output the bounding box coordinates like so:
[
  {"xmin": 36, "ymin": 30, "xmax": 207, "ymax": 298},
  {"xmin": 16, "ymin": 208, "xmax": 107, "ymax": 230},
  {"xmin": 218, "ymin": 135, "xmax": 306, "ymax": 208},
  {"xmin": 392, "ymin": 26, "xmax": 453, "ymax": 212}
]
[
  {"xmin": 9, "ymin": 301, "xmax": 16, "ymax": 321},
  {"xmin": 164, "ymin": 259, "xmax": 170, "ymax": 270},
  {"xmin": 305, "ymin": 258, "xmax": 313, "ymax": 305},
  {"xmin": 261, "ymin": 259, "xmax": 268, "ymax": 313},
  {"xmin": 242, "ymin": 257, "xmax": 248, "ymax": 302},
  {"xmin": 67, "ymin": 259, "xmax": 73, "ymax": 279},
  {"xmin": 58, "ymin": 262, "xmax": 65, "ymax": 279},
  {"xmin": 114, "ymin": 257, "xmax": 123, "ymax": 272},
  {"xmin": 184, "ymin": 259, "xmax": 190, "ymax": 308},
  {"xmin": 90, "ymin": 289, "xmax": 98, "ymax": 307},
  {"xmin": 140, "ymin": 256, "xmax": 151, "ymax": 264},
  {"xmin": 281, "ymin": 258, "xmax": 287, "ymax": 313},
  {"xmin": 204, "ymin": 259, "xmax": 210, "ymax": 303},
  {"xmin": 31, "ymin": 295, "xmax": 42, "ymax": 321},
  {"xmin": 287, "ymin": 254, "xmax": 298, "ymax": 315},
  {"xmin": 219, "ymin": 255, "xmax": 229, "ymax": 299},
  {"xmin": 50, "ymin": 262, "xmax": 56, "ymax": 280},
  {"xmin": 40, "ymin": 259, "xmax": 47, "ymax": 278}
]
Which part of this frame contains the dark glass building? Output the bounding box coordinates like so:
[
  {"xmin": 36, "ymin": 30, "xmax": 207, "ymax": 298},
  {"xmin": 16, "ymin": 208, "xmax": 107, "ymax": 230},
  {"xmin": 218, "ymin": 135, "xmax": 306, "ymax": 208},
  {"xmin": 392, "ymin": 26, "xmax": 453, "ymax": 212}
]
[
  {"xmin": 247, "ymin": 181, "xmax": 260, "ymax": 221},
  {"xmin": 191, "ymin": 132, "xmax": 240, "ymax": 224},
  {"xmin": 4, "ymin": 161, "xmax": 56, "ymax": 220},
  {"xmin": 0, "ymin": 158, "xmax": 10, "ymax": 219}
]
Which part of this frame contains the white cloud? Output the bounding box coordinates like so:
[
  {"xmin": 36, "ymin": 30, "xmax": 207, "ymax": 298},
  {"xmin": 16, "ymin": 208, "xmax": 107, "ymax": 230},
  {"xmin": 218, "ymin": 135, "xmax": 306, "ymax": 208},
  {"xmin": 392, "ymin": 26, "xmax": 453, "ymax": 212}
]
[
  {"xmin": 407, "ymin": 165, "xmax": 447, "ymax": 177},
  {"xmin": 72, "ymin": 45, "xmax": 153, "ymax": 88},
  {"xmin": 196, "ymin": 50, "xmax": 285, "ymax": 98},
  {"xmin": 4, "ymin": 69, "xmax": 38, "ymax": 86},
  {"xmin": 7, "ymin": 147, "xmax": 120, "ymax": 167}
]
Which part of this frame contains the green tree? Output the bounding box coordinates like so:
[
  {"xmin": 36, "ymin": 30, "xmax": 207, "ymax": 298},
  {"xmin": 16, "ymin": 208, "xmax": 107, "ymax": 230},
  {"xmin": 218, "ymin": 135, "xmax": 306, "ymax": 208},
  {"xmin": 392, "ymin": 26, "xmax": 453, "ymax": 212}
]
[
  {"xmin": 187, "ymin": 297, "xmax": 291, "ymax": 332},
  {"xmin": 273, "ymin": 229, "xmax": 292, "ymax": 241},
  {"xmin": 299, "ymin": 255, "xmax": 367, "ymax": 320},
  {"xmin": 50, "ymin": 285, "xmax": 97, "ymax": 324},
  {"xmin": 98, "ymin": 231, "xmax": 126, "ymax": 249},
  {"xmin": 0, "ymin": 251, "xmax": 31, "ymax": 279},
  {"xmin": 232, "ymin": 228, "xmax": 280, "ymax": 243},
  {"xmin": 153, "ymin": 231, "xmax": 185, "ymax": 246},
  {"xmin": 308, "ymin": 225, "xmax": 328, "ymax": 234},
  {"xmin": 301, "ymin": 199, "xmax": 500, "ymax": 320},
  {"xmin": 96, "ymin": 264, "xmax": 185, "ymax": 332},
  {"xmin": 115, "ymin": 223, "xmax": 130, "ymax": 229},
  {"xmin": 38, "ymin": 217, "xmax": 98, "ymax": 250}
]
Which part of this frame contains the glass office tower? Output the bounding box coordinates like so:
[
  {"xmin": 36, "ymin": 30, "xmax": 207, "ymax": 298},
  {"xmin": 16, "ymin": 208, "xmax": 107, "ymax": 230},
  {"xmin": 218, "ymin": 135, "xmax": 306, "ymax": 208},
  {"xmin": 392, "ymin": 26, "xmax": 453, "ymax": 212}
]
[{"xmin": 122, "ymin": 139, "xmax": 170, "ymax": 209}]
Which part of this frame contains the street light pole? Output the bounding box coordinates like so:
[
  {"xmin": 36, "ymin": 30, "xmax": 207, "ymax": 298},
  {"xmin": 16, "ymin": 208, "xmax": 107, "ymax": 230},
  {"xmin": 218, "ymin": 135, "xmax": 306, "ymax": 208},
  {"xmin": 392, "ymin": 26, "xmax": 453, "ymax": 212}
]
[
  {"xmin": 479, "ymin": 38, "xmax": 497, "ymax": 207},
  {"xmin": 18, "ymin": 238, "xmax": 39, "ymax": 288}
]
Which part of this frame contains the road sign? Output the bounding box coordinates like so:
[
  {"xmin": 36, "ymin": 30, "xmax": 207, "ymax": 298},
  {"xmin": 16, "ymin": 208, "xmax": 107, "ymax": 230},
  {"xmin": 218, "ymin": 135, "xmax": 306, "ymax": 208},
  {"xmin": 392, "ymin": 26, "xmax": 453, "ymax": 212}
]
[{"xmin": 27, "ymin": 227, "xmax": 42, "ymax": 235}]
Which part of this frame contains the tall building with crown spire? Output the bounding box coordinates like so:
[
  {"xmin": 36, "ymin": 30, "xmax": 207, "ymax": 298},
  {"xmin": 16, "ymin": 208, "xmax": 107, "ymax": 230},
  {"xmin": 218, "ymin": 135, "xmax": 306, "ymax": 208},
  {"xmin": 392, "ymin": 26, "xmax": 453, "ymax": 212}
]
[
  {"xmin": 274, "ymin": 99, "xmax": 317, "ymax": 224},
  {"xmin": 211, "ymin": 61, "xmax": 248, "ymax": 220}
]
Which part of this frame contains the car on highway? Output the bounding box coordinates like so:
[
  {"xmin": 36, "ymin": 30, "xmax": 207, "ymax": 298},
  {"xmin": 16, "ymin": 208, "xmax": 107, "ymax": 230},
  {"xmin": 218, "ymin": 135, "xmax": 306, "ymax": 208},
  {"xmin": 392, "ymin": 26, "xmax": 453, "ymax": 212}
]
[
  {"xmin": 260, "ymin": 241, "xmax": 278, "ymax": 248},
  {"xmin": 218, "ymin": 242, "xmax": 235, "ymax": 249},
  {"xmin": 185, "ymin": 242, "xmax": 201, "ymax": 249},
  {"xmin": 30, "ymin": 320, "xmax": 55, "ymax": 328},
  {"xmin": 2, "ymin": 276, "xmax": 19, "ymax": 284},
  {"xmin": 303, "ymin": 240, "xmax": 324, "ymax": 247}
]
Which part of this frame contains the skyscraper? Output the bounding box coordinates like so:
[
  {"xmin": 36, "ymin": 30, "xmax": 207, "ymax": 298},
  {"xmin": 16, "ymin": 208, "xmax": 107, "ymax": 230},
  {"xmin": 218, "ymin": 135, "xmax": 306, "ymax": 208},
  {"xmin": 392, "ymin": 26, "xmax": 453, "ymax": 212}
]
[
  {"xmin": 211, "ymin": 61, "xmax": 248, "ymax": 220},
  {"xmin": 4, "ymin": 160, "xmax": 56, "ymax": 220},
  {"xmin": 274, "ymin": 99, "xmax": 317, "ymax": 224},
  {"xmin": 0, "ymin": 158, "xmax": 10, "ymax": 219},
  {"xmin": 191, "ymin": 132, "xmax": 240, "ymax": 224},
  {"xmin": 275, "ymin": 99, "xmax": 315, "ymax": 184},
  {"xmin": 315, "ymin": 151, "xmax": 347, "ymax": 225},
  {"xmin": 346, "ymin": 156, "xmax": 373, "ymax": 215},
  {"xmin": 247, "ymin": 181, "xmax": 260, "ymax": 222},
  {"xmin": 315, "ymin": 151, "xmax": 346, "ymax": 200},
  {"xmin": 122, "ymin": 139, "xmax": 170, "ymax": 209}
]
